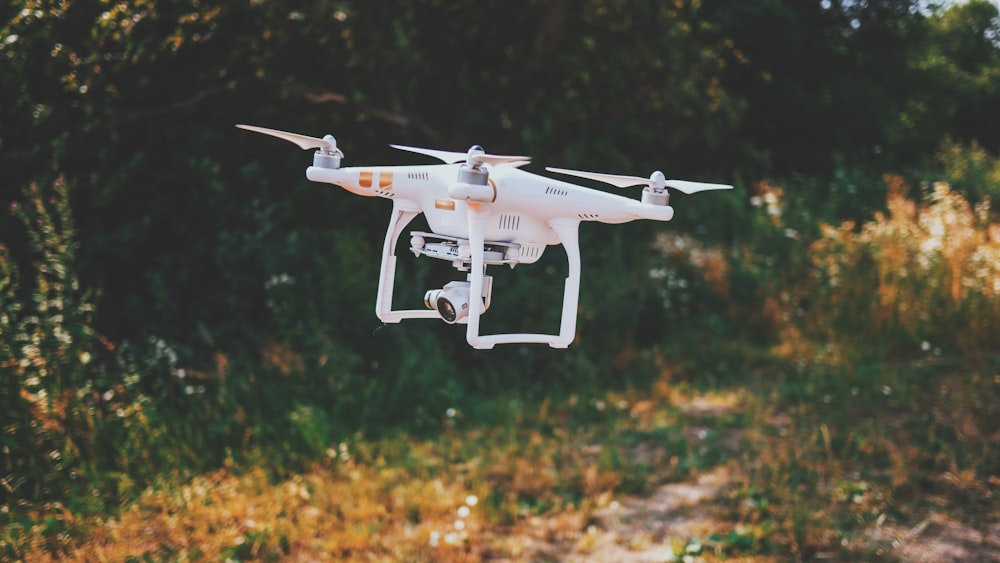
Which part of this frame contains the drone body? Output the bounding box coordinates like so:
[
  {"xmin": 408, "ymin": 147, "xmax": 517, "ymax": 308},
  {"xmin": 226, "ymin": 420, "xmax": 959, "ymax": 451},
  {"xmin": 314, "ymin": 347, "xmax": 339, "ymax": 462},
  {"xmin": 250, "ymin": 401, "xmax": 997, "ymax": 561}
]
[{"xmin": 238, "ymin": 124, "xmax": 732, "ymax": 349}]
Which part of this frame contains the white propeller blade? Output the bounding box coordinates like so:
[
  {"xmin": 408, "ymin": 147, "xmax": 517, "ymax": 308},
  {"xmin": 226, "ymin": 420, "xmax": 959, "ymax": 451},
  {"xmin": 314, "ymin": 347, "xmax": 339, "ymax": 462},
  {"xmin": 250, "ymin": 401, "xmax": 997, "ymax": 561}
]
[
  {"xmin": 390, "ymin": 144, "xmax": 468, "ymax": 163},
  {"xmin": 391, "ymin": 144, "xmax": 530, "ymax": 166},
  {"xmin": 237, "ymin": 124, "xmax": 335, "ymax": 151},
  {"xmin": 663, "ymin": 180, "xmax": 734, "ymax": 194},
  {"xmin": 473, "ymin": 154, "xmax": 533, "ymax": 166},
  {"xmin": 545, "ymin": 167, "xmax": 650, "ymax": 188},
  {"xmin": 546, "ymin": 167, "xmax": 733, "ymax": 194}
]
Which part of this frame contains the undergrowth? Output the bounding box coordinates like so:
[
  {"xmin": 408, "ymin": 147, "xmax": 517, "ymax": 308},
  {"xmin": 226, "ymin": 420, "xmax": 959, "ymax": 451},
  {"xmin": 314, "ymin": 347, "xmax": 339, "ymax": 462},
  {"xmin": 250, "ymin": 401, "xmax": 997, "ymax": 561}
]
[{"xmin": 4, "ymin": 155, "xmax": 1000, "ymax": 559}]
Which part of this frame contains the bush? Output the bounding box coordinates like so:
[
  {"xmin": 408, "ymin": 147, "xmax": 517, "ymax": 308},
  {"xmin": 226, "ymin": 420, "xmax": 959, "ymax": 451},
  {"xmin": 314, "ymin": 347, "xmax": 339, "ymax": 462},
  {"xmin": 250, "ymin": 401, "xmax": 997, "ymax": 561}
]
[{"xmin": 805, "ymin": 176, "xmax": 1000, "ymax": 360}]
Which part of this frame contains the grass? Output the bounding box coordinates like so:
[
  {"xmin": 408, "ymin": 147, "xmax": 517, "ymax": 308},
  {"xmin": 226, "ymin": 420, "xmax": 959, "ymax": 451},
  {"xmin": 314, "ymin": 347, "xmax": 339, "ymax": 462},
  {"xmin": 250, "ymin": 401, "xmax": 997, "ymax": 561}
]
[
  {"xmin": 4, "ymin": 383, "xmax": 692, "ymax": 561},
  {"xmin": 7, "ymin": 349, "xmax": 997, "ymax": 561}
]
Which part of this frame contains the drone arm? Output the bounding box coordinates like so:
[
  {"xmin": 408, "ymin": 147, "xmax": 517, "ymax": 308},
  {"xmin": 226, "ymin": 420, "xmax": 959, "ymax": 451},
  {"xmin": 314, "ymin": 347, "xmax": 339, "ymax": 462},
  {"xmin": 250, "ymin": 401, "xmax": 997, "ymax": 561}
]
[{"xmin": 376, "ymin": 201, "xmax": 440, "ymax": 323}]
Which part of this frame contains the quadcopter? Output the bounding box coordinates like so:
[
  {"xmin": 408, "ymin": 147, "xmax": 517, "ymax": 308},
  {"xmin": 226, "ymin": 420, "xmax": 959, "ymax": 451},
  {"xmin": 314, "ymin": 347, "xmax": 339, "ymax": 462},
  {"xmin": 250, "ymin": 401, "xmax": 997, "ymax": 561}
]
[{"xmin": 237, "ymin": 124, "xmax": 732, "ymax": 349}]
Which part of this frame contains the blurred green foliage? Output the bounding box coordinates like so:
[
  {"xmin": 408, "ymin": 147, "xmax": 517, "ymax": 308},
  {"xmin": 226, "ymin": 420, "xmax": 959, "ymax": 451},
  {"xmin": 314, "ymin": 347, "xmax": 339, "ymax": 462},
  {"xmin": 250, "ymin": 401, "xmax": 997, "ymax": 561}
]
[{"xmin": 1, "ymin": 0, "xmax": 999, "ymax": 548}]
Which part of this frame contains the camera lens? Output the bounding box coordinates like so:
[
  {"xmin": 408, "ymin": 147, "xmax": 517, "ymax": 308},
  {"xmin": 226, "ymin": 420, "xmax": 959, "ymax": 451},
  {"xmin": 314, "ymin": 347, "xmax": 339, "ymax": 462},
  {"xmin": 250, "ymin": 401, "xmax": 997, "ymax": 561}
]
[
  {"xmin": 424, "ymin": 289, "xmax": 442, "ymax": 310},
  {"xmin": 437, "ymin": 298, "xmax": 457, "ymax": 323}
]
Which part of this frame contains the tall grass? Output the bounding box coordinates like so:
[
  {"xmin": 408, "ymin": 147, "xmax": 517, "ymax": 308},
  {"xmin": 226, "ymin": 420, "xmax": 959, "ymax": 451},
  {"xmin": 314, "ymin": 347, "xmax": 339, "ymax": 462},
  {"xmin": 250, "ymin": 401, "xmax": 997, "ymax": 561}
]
[{"xmin": 804, "ymin": 176, "xmax": 1000, "ymax": 361}]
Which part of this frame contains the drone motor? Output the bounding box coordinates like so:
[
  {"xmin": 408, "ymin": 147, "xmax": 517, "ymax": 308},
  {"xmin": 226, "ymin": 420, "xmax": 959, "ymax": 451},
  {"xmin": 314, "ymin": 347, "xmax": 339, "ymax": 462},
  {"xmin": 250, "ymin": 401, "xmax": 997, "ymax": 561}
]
[
  {"xmin": 449, "ymin": 146, "xmax": 494, "ymax": 202},
  {"xmin": 641, "ymin": 171, "xmax": 669, "ymax": 206},
  {"xmin": 313, "ymin": 135, "xmax": 343, "ymax": 169}
]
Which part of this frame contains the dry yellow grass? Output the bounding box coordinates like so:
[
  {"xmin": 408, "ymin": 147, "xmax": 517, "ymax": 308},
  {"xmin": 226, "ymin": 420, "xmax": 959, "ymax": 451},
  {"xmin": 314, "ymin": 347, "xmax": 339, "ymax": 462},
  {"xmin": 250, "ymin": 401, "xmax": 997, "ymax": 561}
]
[{"xmin": 21, "ymin": 412, "xmax": 644, "ymax": 561}]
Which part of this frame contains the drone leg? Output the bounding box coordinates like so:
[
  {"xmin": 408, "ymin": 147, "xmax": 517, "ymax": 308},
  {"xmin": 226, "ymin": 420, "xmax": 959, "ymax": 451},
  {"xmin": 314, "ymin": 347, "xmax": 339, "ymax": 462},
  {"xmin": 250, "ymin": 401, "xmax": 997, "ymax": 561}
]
[
  {"xmin": 464, "ymin": 214, "xmax": 582, "ymax": 349},
  {"xmin": 376, "ymin": 201, "xmax": 439, "ymax": 323},
  {"xmin": 465, "ymin": 205, "xmax": 493, "ymax": 349},
  {"xmin": 549, "ymin": 219, "xmax": 581, "ymax": 348}
]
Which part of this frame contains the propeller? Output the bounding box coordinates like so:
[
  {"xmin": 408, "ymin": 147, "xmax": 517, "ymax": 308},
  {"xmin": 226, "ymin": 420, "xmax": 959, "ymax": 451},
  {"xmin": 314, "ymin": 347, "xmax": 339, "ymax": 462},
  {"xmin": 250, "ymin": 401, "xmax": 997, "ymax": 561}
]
[
  {"xmin": 545, "ymin": 167, "xmax": 733, "ymax": 194},
  {"xmin": 391, "ymin": 144, "xmax": 530, "ymax": 167},
  {"xmin": 237, "ymin": 124, "xmax": 339, "ymax": 153}
]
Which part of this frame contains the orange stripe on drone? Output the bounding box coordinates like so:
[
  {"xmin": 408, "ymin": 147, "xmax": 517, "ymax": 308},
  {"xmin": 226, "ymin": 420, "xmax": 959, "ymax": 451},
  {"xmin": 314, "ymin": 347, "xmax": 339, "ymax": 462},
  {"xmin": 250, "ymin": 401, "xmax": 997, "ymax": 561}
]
[{"xmin": 359, "ymin": 170, "xmax": 374, "ymax": 188}]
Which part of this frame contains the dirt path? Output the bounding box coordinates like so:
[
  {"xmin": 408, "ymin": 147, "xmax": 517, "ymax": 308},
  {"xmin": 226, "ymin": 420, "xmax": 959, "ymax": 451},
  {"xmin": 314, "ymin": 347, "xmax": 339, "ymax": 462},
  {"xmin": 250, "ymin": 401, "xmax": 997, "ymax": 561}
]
[
  {"xmin": 564, "ymin": 465, "xmax": 740, "ymax": 562},
  {"xmin": 514, "ymin": 395, "xmax": 1000, "ymax": 563}
]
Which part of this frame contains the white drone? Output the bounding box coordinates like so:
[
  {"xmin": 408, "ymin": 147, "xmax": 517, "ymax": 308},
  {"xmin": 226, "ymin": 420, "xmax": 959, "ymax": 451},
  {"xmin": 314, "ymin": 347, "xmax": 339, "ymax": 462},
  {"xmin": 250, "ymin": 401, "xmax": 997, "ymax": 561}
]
[{"xmin": 238, "ymin": 124, "xmax": 732, "ymax": 349}]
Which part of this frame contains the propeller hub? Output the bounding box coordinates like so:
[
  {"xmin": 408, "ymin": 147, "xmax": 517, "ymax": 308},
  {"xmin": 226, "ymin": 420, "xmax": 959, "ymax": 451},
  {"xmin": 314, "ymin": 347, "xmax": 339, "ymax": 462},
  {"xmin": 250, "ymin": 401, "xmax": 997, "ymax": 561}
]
[
  {"xmin": 467, "ymin": 145, "xmax": 487, "ymax": 167},
  {"xmin": 649, "ymin": 170, "xmax": 666, "ymax": 191}
]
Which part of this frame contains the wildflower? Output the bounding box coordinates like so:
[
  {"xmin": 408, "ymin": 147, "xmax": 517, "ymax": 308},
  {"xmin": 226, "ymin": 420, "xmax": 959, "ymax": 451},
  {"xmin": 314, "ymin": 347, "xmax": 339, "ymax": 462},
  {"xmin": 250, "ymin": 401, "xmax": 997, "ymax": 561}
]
[
  {"xmin": 465, "ymin": 495, "xmax": 478, "ymax": 507},
  {"xmin": 457, "ymin": 505, "xmax": 470, "ymax": 518},
  {"xmin": 429, "ymin": 530, "xmax": 440, "ymax": 547},
  {"xmin": 881, "ymin": 386, "xmax": 892, "ymax": 396}
]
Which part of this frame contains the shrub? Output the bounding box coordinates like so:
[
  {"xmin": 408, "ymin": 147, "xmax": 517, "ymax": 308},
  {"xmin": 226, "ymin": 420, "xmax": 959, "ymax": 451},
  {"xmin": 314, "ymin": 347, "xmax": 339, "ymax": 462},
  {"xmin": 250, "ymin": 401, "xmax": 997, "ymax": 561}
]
[{"xmin": 805, "ymin": 176, "xmax": 1000, "ymax": 360}]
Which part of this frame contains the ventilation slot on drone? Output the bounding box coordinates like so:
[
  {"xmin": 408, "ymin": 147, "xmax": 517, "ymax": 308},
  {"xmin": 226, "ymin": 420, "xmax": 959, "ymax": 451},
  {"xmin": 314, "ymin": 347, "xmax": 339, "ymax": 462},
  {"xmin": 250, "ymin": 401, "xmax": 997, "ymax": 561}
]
[
  {"xmin": 545, "ymin": 186, "xmax": 568, "ymax": 196},
  {"xmin": 499, "ymin": 214, "xmax": 521, "ymax": 231},
  {"xmin": 407, "ymin": 172, "xmax": 430, "ymax": 181},
  {"xmin": 375, "ymin": 190, "xmax": 395, "ymax": 198},
  {"xmin": 578, "ymin": 213, "xmax": 600, "ymax": 220},
  {"xmin": 521, "ymin": 246, "xmax": 541, "ymax": 260}
]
